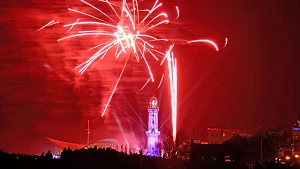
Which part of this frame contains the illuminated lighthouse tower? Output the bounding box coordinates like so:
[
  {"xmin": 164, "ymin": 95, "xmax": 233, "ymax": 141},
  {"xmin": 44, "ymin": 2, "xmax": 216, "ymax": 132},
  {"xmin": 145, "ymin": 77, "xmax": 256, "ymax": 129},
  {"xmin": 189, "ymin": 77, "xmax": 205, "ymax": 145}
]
[{"xmin": 146, "ymin": 95, "xmax": 160, "ymax": 156}]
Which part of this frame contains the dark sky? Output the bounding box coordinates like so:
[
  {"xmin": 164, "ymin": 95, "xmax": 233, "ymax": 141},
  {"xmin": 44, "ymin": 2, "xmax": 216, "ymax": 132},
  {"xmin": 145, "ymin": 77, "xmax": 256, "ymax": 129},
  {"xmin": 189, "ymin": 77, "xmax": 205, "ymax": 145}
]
[{"xmin": 0, "ymin": 0, "xmax": 300, "ymax": 154}]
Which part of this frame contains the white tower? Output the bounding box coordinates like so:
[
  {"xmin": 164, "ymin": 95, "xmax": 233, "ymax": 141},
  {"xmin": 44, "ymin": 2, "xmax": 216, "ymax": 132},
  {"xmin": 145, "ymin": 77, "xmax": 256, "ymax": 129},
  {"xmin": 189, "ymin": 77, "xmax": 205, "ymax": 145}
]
[{"xmin": 146, "ymin": 95, "xmax": 160, "ymax": 156}]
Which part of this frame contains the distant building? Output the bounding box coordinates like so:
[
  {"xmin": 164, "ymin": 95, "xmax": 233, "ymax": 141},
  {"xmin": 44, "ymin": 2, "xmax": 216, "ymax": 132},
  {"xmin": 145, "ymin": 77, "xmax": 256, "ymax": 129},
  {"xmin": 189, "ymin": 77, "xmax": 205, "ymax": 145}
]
[
  {"xmin": 293, "ymin": 115, "xmax": 300, "ymax": 155},
  {"xmin": 192, "ymin": 140, "xmax": 208, "ymax": 144},
  {"xmin": 207, "ymin": 128, "xmax": 252, "ymax": 144},
  {"xmin": 46, "ymin": 137, "xmax": 120, "ymax": 155},
  {"xmin": 189, "ymin": 139, "xmax": 245, "ymax": 169}
]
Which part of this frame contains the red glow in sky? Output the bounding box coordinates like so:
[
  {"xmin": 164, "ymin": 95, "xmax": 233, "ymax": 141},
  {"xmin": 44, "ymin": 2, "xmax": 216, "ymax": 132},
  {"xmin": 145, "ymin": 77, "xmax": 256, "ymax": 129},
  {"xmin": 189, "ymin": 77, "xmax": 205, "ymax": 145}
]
[{"xmin": 0, "ymin": 0, "xmax": 300, "ymax": 154}]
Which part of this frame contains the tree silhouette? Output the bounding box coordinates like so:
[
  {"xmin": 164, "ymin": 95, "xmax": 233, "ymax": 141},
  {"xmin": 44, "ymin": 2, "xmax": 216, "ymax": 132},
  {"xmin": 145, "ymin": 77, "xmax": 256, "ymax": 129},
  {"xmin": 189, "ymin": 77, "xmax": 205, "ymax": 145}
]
[
  {"xmin": 223, "ymin": 127, "xmax": 292, "ymax": 164},
  {"xmin": 257, "ymin": 127, "xmax": 292, "ymax": 162},
  {"xmin": 162, "ymin": 131, "xmax": 174, "ymax": 158},
  {"xmin": 162, "ymin": 130, "xmax": 190, "ymax": 158}
]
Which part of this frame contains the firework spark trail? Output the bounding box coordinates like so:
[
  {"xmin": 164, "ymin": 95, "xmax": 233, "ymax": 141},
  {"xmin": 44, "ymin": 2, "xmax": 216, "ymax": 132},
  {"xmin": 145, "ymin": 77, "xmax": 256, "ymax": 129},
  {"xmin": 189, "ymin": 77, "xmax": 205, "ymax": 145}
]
[
  {"xmin": 53, "ymin": 0, "xmax": 171, "ymax": 116},
  {"xmin": 171, "ymin": 54, "xmax": 177, "ymax": 142},
  {"xmin": 139, "ymin": 77, "xmax": 151, "ymax": 91},
  {"xmin": 223, "ymin": 38, "xmax": 228, "ymax": 48},
  {"xmin": 155, "ymin": 74, "xmax": 164, "ymax": 90},
  {"xmin": 187, "ymin": 39, "xmax": 219, "ymax": 51},
  {"xmin": 36, "ymin": 20, "xmax": 59, "ymax": 32},
  {"xmin": 162, "ymin": 45, "xmax": 177, "ymax": 141},
  {"xmin": 175, "ymin": 6, "xmax": 179, "ymax": 19},
  {"xmin": 102, "ymin": 55, "xmax": 130, "ymax": 117},
  {"xmin": 66, "ymin": 19, "xmax": 79, "ymax": 33}
]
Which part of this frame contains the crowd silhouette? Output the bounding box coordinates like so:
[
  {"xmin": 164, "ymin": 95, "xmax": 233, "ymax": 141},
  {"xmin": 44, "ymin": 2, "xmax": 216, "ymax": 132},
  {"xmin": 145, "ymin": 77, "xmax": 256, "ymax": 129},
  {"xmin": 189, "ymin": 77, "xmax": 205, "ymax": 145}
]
[{"xmin": 0, "ymin": 147, "xmax": 299, "ymax": 169}]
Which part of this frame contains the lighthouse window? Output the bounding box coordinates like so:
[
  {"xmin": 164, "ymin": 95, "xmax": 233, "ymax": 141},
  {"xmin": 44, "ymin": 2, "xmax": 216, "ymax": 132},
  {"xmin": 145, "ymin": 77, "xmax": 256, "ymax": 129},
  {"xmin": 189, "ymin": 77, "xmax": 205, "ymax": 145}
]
[
  {"xmin": 152, "ymin": 114, "xmax": 154, "ymax": 117},
  {"xmin": 152, "ymin": 120, "xmax": 154, "ymax": 124}
]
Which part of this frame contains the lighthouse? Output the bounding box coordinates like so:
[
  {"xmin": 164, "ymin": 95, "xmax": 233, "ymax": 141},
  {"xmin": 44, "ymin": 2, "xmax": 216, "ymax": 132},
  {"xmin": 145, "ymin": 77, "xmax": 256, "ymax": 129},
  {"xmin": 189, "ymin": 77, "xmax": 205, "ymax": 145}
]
[{"xmin": 146, "ymin": 95, "xmax": 160, "ymax": 156}]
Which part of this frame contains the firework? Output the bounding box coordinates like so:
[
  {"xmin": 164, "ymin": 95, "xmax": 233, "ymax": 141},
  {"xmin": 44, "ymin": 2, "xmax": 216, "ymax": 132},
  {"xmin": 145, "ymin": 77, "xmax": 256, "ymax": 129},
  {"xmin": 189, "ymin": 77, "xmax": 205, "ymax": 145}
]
[
  {"xmin": 39, "ymin": 0, "xmax": 227, "ymax": 142},
  {"xmin": 160, "ymin": 45, "xmax": 177, "ymax": 141},
  {"xmin": 167, "ymin": 47, "xmax": 177, "ymax": 142},
  {"xmin": 166, "ymin": 38, "xmax": 225, "ymax": 141},
  {"xmin": 54, "ymin": 0, "xmax": 171, "ymax": 116}
]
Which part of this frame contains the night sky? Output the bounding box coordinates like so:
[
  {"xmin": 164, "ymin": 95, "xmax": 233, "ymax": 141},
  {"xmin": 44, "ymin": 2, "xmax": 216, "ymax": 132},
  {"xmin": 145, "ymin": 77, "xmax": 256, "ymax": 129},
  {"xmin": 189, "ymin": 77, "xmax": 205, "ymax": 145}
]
[{"xmin": 0, "ymin": 0, "xmax": 300, "ymax": 154}]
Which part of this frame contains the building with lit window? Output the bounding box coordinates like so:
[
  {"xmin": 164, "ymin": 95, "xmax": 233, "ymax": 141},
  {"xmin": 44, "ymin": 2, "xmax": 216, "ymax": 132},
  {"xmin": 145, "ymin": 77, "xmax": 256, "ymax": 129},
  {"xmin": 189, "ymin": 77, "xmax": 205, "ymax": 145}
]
[
  {"xmin": 207, "ymin": 128, "xmax": 252, "ymax": 144},
  {"xmin": 293, "ymin": 115, "xmax": 300, "ymax": 155},
  {"xmin": 189, "ymin": 139, "xmax": 245, "ymax": 169}
]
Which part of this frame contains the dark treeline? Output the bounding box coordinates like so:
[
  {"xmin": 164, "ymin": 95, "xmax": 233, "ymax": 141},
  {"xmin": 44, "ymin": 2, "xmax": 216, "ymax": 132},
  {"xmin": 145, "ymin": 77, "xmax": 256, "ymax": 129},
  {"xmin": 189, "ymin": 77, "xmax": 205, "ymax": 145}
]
[
  {"xmin": 0, "ymin": 147, "xmax": 185, "ymax": 169},
  {"xmin": 1, "ymin": 126, "xmax": 300, "ymax": 169},
  {"xmin": 0, "ymin": 146, "xmax": 299, "ymax": 169}
]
